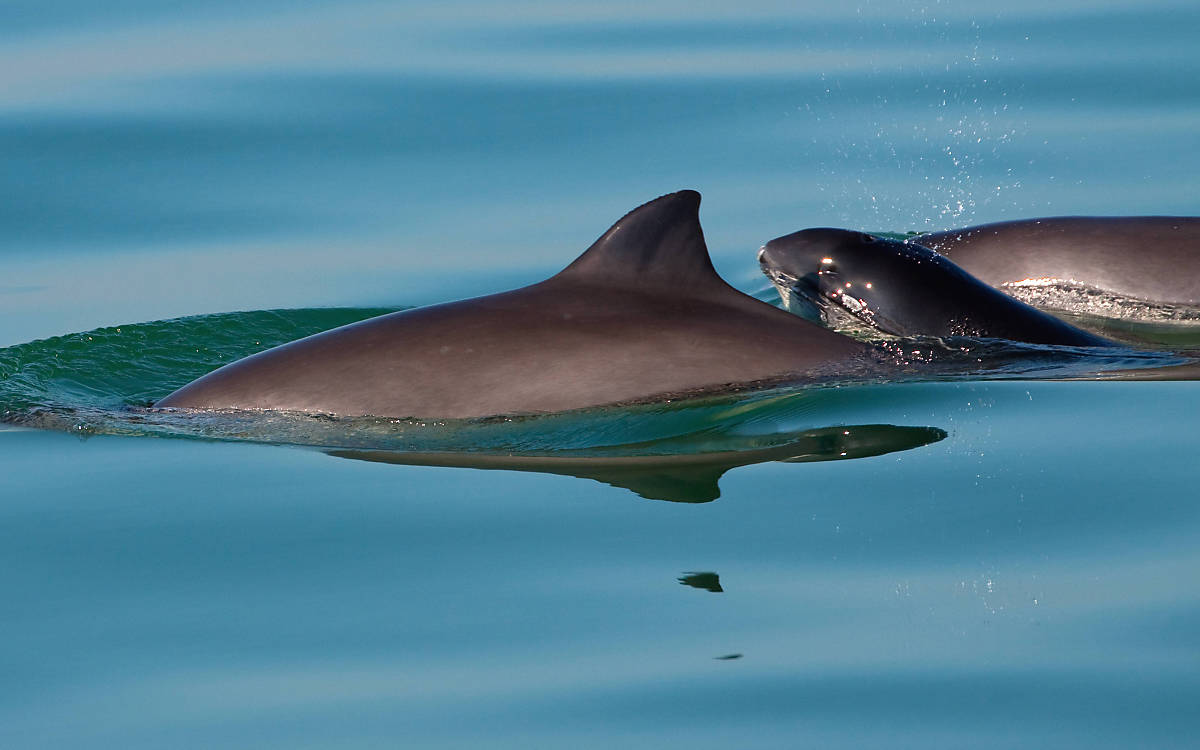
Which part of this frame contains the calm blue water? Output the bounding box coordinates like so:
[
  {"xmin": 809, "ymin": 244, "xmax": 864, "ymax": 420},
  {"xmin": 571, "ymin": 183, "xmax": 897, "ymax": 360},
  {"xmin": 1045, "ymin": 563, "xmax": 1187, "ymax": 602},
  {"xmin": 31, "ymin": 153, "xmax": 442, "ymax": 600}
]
[{"xmin": 2, "ymin": 1, "xmax": 1199, "ymax": 747}]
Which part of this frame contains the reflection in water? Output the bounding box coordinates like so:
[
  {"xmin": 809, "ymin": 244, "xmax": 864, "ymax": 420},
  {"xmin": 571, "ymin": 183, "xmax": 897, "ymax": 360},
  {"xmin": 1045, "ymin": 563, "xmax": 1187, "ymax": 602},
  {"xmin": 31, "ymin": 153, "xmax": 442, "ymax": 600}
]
[
  {"xmin": 0, "ymin": 308, "xmax": 950, "ymax": 501},
  {"xmin": 327, "ymin": 424, "xmax": 948, "ymax": 502},
  {"xmin": 679, "ymin": 572, "xmax": 723, "ymax": 593},
  {"xmin": 1059, "ymin": 313, "xmax": 1200, "ymax": 349},
  {"xmin": 1081, "ymin": 359, "xmax": 1200, "ymax": 382}
]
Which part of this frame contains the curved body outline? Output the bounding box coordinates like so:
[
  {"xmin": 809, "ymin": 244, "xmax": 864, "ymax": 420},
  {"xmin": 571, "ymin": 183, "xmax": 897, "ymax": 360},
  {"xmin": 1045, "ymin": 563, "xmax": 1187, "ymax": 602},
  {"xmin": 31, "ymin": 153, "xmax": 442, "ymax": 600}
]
[
  {"xmin": 920, "ymin": 216, "xmax": 1200, "ymax": 305},
  {"xmin": 758, "ymin": 228, "xmax": 1114, "ymax": 347},
  {"xmin": 158, "ymin": 191, "xmax": 868, "ymax": 419}
]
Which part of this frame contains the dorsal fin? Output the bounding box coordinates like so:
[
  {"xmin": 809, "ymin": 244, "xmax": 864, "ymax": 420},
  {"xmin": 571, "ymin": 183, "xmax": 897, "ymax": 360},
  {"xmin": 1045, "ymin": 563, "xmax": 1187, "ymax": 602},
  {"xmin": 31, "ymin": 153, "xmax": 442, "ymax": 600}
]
[{"xmin": 553, "ymin": 190, "xmax": 726, "ymax": 292}]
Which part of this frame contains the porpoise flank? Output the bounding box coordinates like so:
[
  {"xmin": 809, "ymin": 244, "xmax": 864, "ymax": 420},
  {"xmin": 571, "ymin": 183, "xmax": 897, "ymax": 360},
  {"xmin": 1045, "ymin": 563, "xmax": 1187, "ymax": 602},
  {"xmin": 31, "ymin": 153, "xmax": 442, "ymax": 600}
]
[
  {"xmin": 919, "ymin": 216, "xmax": 1200, "ymax": 306},
  {"xmin": 157, "ymin": 191, "xmax": 868, "ymax": 419}
]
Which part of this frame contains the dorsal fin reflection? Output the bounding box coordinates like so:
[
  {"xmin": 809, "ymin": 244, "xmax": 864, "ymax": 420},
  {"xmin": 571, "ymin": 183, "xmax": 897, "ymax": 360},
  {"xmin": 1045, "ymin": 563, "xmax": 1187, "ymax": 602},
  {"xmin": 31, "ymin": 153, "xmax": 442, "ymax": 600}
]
[{"xmin": 327, "ymin": 423, "xmax": 947, "ymax": 503}]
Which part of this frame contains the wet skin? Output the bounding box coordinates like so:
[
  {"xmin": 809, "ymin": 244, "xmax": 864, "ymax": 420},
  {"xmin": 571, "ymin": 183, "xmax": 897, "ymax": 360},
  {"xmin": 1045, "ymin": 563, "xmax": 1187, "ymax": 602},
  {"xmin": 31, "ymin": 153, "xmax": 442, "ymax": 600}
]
[
  {"xmin": 758, "ymin": 228, "xmax": 1114, "ymax": 347},
  {"xmin": 158, "ymin": 192, "xmax": 868, "ymax": 419},
  {"xmin": 920, "ymin": 216, "xmax": 1200, "ymax": 306}
]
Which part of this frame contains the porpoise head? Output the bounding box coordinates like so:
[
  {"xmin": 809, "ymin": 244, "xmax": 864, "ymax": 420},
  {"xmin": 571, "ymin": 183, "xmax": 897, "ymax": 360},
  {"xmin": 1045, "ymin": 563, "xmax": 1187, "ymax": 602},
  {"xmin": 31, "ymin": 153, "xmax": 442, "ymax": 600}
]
[{"xmin": 758, "ymin": 228, "xmax": 960, "ymax": 338}]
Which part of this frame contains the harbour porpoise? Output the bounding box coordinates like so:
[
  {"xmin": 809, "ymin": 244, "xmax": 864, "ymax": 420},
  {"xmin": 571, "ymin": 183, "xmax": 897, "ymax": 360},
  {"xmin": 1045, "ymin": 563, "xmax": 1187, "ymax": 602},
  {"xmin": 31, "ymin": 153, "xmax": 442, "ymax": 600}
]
[
  {"xmin": 919, "ymin": 216, "xmax": 1200, "ymax": 306},
  {"xmin": 157, "ymin": 191, "xmax": 869, "ymax": 420},
  {"xmin": 758, "ymin": 228, "xmax": 1114, "ymax": 347}
]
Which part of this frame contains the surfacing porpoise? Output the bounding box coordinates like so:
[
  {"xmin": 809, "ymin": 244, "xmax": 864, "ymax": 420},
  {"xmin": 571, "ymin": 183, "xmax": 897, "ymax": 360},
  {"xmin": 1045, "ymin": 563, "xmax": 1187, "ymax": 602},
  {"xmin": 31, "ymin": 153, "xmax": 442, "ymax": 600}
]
[
  {"xmin": 758, "ymin": 228, "xmax": 1114, "ymax": 347},
  {"xmin": 920, "ymin": 216, "xmax": 1200, "ymax": 306},
  {"xmin": 157, "ymin": 191, "xmax": 868, "ymax": 420}
]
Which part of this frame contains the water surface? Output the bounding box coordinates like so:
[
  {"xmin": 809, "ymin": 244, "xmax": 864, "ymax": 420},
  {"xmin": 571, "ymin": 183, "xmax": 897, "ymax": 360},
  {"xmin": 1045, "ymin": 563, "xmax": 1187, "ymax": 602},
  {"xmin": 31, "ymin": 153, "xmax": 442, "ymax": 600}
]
[{"xmin": 2, "ymin": 1, "xmax": 1199, "ymax": 747}]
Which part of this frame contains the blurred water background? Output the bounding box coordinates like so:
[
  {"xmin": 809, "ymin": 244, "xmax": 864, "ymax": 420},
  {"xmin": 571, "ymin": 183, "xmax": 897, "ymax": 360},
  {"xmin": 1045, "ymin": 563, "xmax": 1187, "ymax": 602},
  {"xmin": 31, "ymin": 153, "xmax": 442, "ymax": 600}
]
[{"xmin": 2, "ymin": 1, "xmax": 1198, "ymax": 747}]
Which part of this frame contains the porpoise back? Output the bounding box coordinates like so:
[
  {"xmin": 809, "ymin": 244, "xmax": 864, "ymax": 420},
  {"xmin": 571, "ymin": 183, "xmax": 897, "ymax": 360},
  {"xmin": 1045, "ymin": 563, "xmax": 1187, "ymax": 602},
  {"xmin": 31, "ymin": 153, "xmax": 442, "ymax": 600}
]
[
  {"xmin": 157, "ymin": 191, "xmax": 867, "ymax": 419},
  {"xmin": 920, "ymin": 216, "xmax": 1200, "ymax": 305}
]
